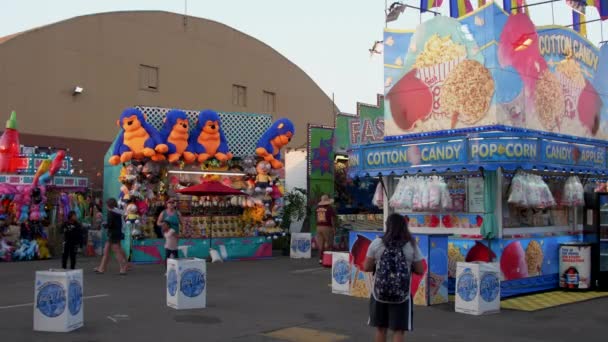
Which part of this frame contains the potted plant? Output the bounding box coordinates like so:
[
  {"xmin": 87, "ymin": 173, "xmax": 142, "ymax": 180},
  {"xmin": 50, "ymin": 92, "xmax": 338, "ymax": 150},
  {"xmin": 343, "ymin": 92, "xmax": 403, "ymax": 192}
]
[{"xmin": 275, "ymin": 188, "xmax": 307, "ymax": 255}]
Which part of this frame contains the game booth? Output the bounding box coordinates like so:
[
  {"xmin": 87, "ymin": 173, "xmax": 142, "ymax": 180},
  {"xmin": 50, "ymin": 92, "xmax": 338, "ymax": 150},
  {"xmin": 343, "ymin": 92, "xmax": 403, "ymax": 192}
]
[
  {"xmin": 342, "ymin": 3, "xmax": 608, "ymax": 305},
  {"xmin": 102, "ymin": 106, "xmax": 295, "ymax": 263},
  {"xmin": 0, "ymin": 111, "xmax": 91, "ymax": 262}
]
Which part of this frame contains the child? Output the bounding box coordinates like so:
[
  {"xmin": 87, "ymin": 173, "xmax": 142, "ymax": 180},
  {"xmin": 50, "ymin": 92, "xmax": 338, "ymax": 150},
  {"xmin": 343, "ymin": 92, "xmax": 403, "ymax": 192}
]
[
  {"xmin": 61, "ymin": 211, "xmax": 83, "ymax": 270},
  {"xmin": 162, "ymin": 221, "xmax": 178, "ymax": 269}
]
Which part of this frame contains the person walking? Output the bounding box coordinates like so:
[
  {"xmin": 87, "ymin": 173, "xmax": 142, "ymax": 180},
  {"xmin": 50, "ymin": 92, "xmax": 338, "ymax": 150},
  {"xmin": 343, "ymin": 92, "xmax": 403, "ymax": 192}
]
[
  {"xmin": 315, "ymin": 194, "xmax": 335, "ymax": 265},
  {"xmin": 156, "ymin": 198, "xmax": 183, "ymax": 235},
  {"xmin": 363, "ymin": 213, "xmax": 425, "ymax": 342},
  {"xmin": 94, "ymin": 198, "xmax": 128, "ymax": 275},
  {"xmin": 61, "ymin": 211, "xmax": 83, "ymax": 270}
]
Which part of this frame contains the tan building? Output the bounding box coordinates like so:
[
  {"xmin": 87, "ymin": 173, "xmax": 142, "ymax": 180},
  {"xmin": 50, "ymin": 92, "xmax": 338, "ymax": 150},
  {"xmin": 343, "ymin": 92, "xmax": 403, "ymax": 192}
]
[{"xmin": 0, "ymin": 11, "xmax": 336, "ymax": 189}]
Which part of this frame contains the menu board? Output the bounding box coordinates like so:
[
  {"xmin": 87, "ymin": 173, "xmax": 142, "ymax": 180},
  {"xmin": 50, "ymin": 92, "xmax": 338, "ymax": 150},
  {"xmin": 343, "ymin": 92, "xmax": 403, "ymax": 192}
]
[{"xmin": 467, "ymin": 177, "xmax": 485, "ymax": 213}]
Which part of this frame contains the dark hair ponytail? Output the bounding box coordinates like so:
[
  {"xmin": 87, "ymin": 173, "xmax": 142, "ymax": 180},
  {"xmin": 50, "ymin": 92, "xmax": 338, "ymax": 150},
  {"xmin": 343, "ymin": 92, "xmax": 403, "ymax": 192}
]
[{"xmin": 382, "ymin": 213, "xmax": 412, "ymax": 247}]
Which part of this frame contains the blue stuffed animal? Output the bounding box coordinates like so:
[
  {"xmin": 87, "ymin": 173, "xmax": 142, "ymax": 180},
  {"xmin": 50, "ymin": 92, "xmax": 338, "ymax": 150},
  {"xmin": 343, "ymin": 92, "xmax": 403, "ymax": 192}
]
[
  {"xmin": 255, "ymin": 118, "xmax": 295, "ymax": 169},
  {"xmin": 108, "ymin": 108, "xmax": 168, "ymax": 165},
  {"xmin": 25, "ymin": 239, "xmax": 38, "ymax": 260},
  {"xmin": 188, "ymin": 110, "xmax": 233, "ymax": 163},
  {"xmin": 12, "ymin": 239, "xmax": 29, "ymax": 260}
]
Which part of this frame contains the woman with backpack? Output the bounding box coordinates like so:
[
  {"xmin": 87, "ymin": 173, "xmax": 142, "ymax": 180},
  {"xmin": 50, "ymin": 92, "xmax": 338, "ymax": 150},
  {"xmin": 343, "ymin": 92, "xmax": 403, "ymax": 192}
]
[{"xmin": 364, "ymin": 213, "xmax": 425, "ymax": 342}]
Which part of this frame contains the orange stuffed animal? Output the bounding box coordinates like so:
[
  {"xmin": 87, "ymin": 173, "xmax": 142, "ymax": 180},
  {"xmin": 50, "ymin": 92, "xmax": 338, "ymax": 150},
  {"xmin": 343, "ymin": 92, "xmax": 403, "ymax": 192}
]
[
  {"xmin": 160, "ymin": 109, "xmax": 196, "ymax": 164},
  {"xmin": 188, "ymin": 110, "xmax": 233, "ymax": 163}
]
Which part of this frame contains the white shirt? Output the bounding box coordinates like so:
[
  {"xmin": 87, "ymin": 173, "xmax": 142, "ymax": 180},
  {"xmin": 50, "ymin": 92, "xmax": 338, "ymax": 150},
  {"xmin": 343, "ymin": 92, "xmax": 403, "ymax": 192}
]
[{"xmin": 163, "ymin": 229, "xmax": 178, "ymax": 250}]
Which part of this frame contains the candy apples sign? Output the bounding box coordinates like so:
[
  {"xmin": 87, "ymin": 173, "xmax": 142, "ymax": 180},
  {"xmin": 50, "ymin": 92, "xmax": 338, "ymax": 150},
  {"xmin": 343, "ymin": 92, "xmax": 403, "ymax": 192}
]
[{"xmin": 383, "ymin": 2, "xmax": 607, "ymax": 140}]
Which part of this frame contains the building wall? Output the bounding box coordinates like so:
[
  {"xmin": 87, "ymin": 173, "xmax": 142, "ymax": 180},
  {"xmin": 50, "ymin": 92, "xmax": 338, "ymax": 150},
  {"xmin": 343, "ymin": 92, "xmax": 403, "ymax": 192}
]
[{"xmin": 0, "ymin": 11, "xmax": 336, "ymax": 188}]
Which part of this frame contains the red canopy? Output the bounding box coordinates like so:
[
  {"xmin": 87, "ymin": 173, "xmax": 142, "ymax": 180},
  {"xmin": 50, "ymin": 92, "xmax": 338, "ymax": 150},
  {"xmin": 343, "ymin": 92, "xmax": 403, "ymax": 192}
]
[{"xmin": 176, "ymin": 180, "xmax": 245, "ymax": 196}]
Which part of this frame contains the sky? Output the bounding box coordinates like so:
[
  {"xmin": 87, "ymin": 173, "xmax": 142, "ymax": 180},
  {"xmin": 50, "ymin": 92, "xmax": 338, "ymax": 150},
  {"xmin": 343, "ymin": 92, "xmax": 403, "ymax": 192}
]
[{"xmin": 0, "ymin": 0, "xmax": 606, "ymax": 115}]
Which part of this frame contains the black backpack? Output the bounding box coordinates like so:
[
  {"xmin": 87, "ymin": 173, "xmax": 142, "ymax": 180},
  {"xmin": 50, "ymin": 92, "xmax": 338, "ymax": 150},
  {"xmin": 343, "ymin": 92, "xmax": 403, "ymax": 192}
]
[{"xmin": 373, "ymin": 242, "xmax": 411, "ymax": 303}]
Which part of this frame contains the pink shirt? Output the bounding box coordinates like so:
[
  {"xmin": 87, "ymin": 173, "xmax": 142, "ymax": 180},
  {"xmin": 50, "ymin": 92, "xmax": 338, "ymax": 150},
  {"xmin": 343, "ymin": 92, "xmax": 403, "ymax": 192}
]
[{"xmin": 164, "ymin": 229, "xmax": 178, "ymax": 250}]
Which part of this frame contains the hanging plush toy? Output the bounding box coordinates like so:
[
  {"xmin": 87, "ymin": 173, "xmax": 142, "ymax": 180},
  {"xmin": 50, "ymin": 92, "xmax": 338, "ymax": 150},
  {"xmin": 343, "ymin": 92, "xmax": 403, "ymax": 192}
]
[
  {"xmin": 255, "ymin": 118, "xmax": 295, "ymax": 169},
  {"xmin": 242, "ymin": 155, "xmax": 257, "ymax": 176},
  {"xmin": 108, "ymin": 107, "xmax": 168, "ymax": 165},
  {"xmin": 60, "ymin": 193, "xmax": 70, "ymax": 222},
  {"xmin": 255, "ymin": 161, "xmax": 273, "ymax": 193},
  {"xmin": 119, "ymin": 164, "xmax": 139, "ymax": 203},
  {"xmin": 36, "ymin": 237, "xmax": 51, "ymax": 259},
  {"xmin": 0, "ymin": 238, "xmax": 14, "ymax": 261},
  {"xmin": 160, "ymin": 109, "xmax": 196, "ymax": 164},
  {"xmin": 19, "ymin": 204, "xmax": 29, "ymax": 223},
  {"xmin": 125, "ymin": 202, "xmax": 140, "ymax": 225},
  {"xmin": 188, "ymin": 110, "xmax": 233, "ymax": 163},
  {"xmin": 142, "ymin": 161, "xmax": 161, "ymax": 184}
]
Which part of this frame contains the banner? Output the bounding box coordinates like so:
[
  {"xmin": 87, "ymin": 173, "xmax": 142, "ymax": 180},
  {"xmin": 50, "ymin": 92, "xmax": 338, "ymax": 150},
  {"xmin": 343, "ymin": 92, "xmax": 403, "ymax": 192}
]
[
  {"xmin": 559, "ymin": 243, "xmax": 592, "ymax": 289},
  {"xmin": 308, "ymin": 125, "xmax": 335, "ymax": 237},
  {"xmin": 361, "ymin": 139, "xmax": 467, "ymax": 171},
  {"xmin": 334, "ymin": 95, "xmax": 384, "ymax": 153},
  {"xmin": 540, "ymin": 140, "xmax": 605, "ymax": 168},
  {"xmin": 384, "ymin": 3, "xmax": 608, "ymax": 141},
  {"xmin": 469, "ymin": 138, "xmax": 537, "ymax": 163}
]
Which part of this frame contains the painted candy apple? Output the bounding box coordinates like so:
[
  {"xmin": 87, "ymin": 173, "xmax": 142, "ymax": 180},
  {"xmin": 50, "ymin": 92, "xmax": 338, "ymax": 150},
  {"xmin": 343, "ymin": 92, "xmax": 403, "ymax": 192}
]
[
  {"xmin": 387, "ymin": 69, "xmax": 433, "ymax": 130},
  {"xmin": 498, "ymin": 13, "xmax": 547, "ymax": 96},
  {"xmin": 578, "ymin": 80, "xmax": 602, "ymax": 136},
  {"xmin": 411, "ymin": 258, "xmax": 428, "ymax": 297},
  {"xmin": 500, "ymin": 241, "xmax": 529, "ymax": 280},
  {"xmin": 429, "ymin": 215, "xmax": 440, "ymax": 228},
  {"xmin": 498, "ymin": 14, "xmax": 541, "ymax": 69},
  {"xmin": 351, "ymin": 234, "xmax": 372, "ymax": 271},
  {"xmin": 465, "ymin": 241, "xmax": 496, "ymax": 262},
  {"xmin": 442, "ymin": 215, "xmax": 454, "ymax": 228}
]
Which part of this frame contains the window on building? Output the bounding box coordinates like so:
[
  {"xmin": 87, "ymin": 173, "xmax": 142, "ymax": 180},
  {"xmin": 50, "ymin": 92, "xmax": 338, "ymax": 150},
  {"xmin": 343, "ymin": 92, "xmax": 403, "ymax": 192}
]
[
  {"xmin": 139, "ymin": 65, "xmax": 159, "ymax": 91},
  {"xmin": 263, "ymin": 91, "xmax": 276, "ymax": 113},
  {"xmin": 232, "ymin": 84, "xmax": 247, "ymax": 107}
]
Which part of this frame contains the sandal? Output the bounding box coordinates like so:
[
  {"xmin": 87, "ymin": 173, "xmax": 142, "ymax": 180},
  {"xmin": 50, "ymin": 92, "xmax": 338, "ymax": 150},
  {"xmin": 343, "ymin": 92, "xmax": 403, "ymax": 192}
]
[
  {"xmin": 119, "ymin": 272, "xmax": 128, "ymax": 276},
  {"xmin": 93, "ymin": 268, "xmax": 104, "ymax": 274}
]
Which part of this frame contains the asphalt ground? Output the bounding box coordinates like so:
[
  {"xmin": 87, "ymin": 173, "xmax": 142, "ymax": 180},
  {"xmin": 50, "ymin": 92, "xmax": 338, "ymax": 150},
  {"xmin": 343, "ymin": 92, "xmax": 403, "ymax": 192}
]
[{"xmin": 1, "ymin": 255, "xmax": 607, "ymax": 342}]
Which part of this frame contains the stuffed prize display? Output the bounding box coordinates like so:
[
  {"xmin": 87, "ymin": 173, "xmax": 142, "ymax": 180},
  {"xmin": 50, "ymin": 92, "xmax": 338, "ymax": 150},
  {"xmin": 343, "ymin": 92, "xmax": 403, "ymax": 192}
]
[{"xmin": 105, "ymin": 109, "xmax": 295, "ymax": 240}]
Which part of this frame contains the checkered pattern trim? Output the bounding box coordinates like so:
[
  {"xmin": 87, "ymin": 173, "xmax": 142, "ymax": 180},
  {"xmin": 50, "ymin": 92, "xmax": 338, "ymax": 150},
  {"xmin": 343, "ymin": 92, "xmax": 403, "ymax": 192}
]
[{"xmin": 135, "ymin": 106, "xmax": 272, "ymax": 157}]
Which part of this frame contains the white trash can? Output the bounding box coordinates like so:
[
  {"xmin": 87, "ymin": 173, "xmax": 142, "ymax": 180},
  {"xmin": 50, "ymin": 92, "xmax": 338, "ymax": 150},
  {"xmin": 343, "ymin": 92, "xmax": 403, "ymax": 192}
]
[
  {"xmin": 34, "ymin": 269, "xmax": 83, "ymax": 332},
  {"xmin": 290, "ymin": 233, "xmax": 311, "ymax": 259},
  {"xmin": 167, "ymin": 258, "xmax": 206, "ymax": 310},
  {"xmin": 455, "ymin": 262, "xmax": 500, "ymax": 315},
  {"xmin": 331, "ymin": 252, "xmax": 351, "ymax": 295}
]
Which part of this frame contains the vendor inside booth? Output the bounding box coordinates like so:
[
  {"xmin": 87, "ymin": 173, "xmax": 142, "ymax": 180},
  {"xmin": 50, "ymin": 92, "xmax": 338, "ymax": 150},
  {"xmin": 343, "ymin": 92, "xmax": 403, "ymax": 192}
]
[{"xmin": 343, "ymin": 3, "xmax": 608, "ymax": 304}]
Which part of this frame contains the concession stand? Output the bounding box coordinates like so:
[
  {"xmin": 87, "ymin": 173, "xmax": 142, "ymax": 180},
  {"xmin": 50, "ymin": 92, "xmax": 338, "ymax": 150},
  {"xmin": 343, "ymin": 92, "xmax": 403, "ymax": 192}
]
[{"xmin": 344, "ymin": 3, "xmax": 608, "ymax": 303}]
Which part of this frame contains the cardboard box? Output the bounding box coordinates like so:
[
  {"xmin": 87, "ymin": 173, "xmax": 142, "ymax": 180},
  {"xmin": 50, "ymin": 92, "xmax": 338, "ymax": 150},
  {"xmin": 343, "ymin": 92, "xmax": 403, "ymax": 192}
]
[
  {"xmin": 34, "ymin": 269, "xmax": 83, "ymax": 332},
  {"xmin": 290, "ymin": 233, "xmax": 311, "ymax": 259},
  {"xmin": 331, "ymin": 252, "xmax": 351, "ymax": 295},
  {"xmin": 455, "ymin": 262, "xmax": 500, "ymax": 315},
  {"xmin": 167, "ymin": 258, "xmax": 206, "ymax": 310}
]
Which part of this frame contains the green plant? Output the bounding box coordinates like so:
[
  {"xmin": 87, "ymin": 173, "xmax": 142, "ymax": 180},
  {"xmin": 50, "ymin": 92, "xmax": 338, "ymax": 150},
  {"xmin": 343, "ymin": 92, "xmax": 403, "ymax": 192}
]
[{"xmin": 280, "ymin": 188, "xmax": 307, "ymax": 230}]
